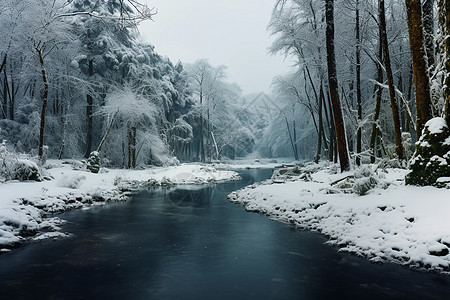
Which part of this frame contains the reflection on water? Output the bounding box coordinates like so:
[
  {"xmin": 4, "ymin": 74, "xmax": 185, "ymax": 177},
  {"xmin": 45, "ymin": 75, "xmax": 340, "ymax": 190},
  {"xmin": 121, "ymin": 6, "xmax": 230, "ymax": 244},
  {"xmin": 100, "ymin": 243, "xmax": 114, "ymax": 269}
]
[
  {"xmin": 0, "ymin": 168, "xmax": 449, "ymax": 300},
  {"xmin": 167, "ymin": 185, "xmax": 212, "ymax": 207}
]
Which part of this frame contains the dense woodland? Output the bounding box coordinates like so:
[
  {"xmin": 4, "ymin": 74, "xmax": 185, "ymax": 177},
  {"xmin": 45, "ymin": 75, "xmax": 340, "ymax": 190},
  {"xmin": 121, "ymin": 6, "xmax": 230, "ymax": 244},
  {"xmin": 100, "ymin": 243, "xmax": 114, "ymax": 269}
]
[
  {"xmin": 267, "ymin": 0, "xmax": 449, "ymax": 167},
  {"xmin": 0, "ymin": 0, "xmax": 258, "ymax": 167},
  {"xmin": 1, "ymin": 0, "xmax": 450, "ymax": 184}
]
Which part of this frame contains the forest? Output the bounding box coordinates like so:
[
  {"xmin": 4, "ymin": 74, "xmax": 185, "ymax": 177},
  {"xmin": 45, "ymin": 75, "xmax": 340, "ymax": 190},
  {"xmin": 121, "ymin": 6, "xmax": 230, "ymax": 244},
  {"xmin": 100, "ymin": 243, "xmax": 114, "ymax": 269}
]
[
  {"xmin": 1, "ymin": 0, "xmax": 450, "ymax": 186},
  {"xmin": 0, "ymin": 0, "xmax": 258, "ymax": 170}
]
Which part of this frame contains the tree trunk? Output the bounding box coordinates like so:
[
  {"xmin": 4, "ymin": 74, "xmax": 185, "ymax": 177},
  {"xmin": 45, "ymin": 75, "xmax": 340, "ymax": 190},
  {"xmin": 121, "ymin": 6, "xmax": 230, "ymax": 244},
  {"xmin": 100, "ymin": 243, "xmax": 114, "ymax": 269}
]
[
  {"xmin": 293, "ymin": 119, "xmax": 299, "ymax": 159},
  {"xmin": 207, "ymin": 104, "xmax": 211, "ymax": 162},
  {"xmin": 97, "ymin": 111, "xmax": 119, "ymax": 153},
  {"xmin": 0, "ymin": 54, "xmax": 6, "ymax": 119},
  {"xmin": 285, "ymin": 116, "xmax": 299, "ymax": 161},
  {"xmin": 406, "ymin": 66, "xmax": 414, "ymax": 132},
  {"xmin": 321, "ymin": 84, "xmax": 331, "ymax": 155},
  {"xmin": 199, "ymin": 91, "xmax": 205, "ymax": 162},
  {"xmin": 2, "ymin": 68, "xmax": 7, "ymax": 119},
  {"xmin": 405, "ymin": 0, "xmax": 432, "ymax": 137},
  {"xmin": 304, "ymin": 65, "xmax": 328, "ymax": 151},
  {"xmin": 84, "ymin": 59, "xmax": 94, "ymax": 158},
  {"xmin": 315, "ymin": 85, "xmax": 324, "ymax": 163},
  {"xmin": 325, "ymin": 0, "xmax": 350, "ymax": 172},
  {"xmin": 423, "ymin": 0, "xmax": 435, "ymax": 73},
  {"xmin": 439, "ymin": 0, "xmax": 450, "ymax": 124},
  {"xmin": 446, "ymin": 0, "xmax": 450, "ymax": 124},
  {"xmin": 0, "ymin": 55, "xmax": 6, "ymax": 74},
  {"xmin": 127, "ymin": 125, "xmax": 137, "ymax": 169},
  {"xmin": 326, "ymin": 89, "xmax": 336, "ymax": 162},
  {"xmin": 36, "ymin": 47, "xmax": 49, "ymax": 161},
  {"xmin": 10, "ymin": 74, "xmax": 15, "ymax": 121},
  {"xmin": 370, "ymin": 27, "xmax": 384, "ymax": 163},
  {"xmin": 380, "ymin": 0, "xmax": 404, "ymax": 160},
  {"xmin": 355, "ymin": 0, "xmax": 362, "ymax": 166}
]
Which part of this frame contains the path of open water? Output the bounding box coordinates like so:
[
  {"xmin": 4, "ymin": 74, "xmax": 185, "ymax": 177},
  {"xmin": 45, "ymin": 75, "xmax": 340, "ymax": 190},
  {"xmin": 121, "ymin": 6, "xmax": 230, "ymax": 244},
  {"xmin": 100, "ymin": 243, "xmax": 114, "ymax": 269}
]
[{"xmin": 0, "ymin": 169, "xmax": 449, "ymax": 299}]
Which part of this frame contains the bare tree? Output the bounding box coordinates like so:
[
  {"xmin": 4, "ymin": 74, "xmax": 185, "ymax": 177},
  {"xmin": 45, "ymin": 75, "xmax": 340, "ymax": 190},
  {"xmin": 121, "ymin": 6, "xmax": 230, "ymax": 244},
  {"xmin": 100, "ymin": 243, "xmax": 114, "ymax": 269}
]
[
  {"xmin": 187, "ymin": 60, "xmax": 227, "ymax": 162},
  {"xmin": 355, "ymin": 0, "xmax": 362, "ymax": 166},
  {"xmin": 423, "ymin": 0, "xmax": 435, "ymax": 74},
  {"xmin": 369, "ymin": 26, "xmax": 384, "ymax": 163},
  {"xmin": 438, "ymin": 0, "xmax": 450, "ymax": 124},
  {"xmin": 405, "ymin": 0, "xmax": 432, "ymax": 137},
  {"xmin": 325, "ymin": 0, "xmax": 350, "ymax": 172},
  {"xmin": 379, "ymin": 0, "xmax": 404, "ymax": 160}
]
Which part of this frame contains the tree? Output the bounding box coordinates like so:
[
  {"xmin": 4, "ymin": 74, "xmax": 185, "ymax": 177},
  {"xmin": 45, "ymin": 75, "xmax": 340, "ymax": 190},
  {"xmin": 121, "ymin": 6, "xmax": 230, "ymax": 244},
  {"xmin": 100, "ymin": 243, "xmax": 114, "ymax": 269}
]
[
  {"xmin": 438, "ymin": 0, "xmax": 450, "ymax": 124},
  {"xmin": 97, "ymin": 84, "xmax": 159, "ymax": 168},
  {"xmin": 325, "ymin": 0, "xmax": 350, "ymax": 172},
  {"xmin": 19, "ymin": 1, "xmax": 75, "ymax": 161},
  {"xmin": 0, "ymin": 0, "xmax": 194, "ymax": 167},
  {"xmin": 369, "ymin": 26, "xmax": 384, "ymax": 163},
  {"xmin": 186, "ymin": 60, "xmax": 226, "ymax": 162},
  {"xmin": 379, "ymin": 0, "xmax": 404, "ymax": 160},
  {"xmin": 405, "ymin": 0, "xmax": 432, "ymax": 137},
  {"xmin": 423, "ymin": 0, "xmax": 435, "ymax": 73},
  {"xmin": 69, "ymin": 0, "xmax": 155, "ymax": 158},
  {"xmin": 355, "ymin": 0, "xmax": 362, "ymax": 166},
  {"xmin": 269, "ymin": 0, "xmax": 332, "ymax": 162}
]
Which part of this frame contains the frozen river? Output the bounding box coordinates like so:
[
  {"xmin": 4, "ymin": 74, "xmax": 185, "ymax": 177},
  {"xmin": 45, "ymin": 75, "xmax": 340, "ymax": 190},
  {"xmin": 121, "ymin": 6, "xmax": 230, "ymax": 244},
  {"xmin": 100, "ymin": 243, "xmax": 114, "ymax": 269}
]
[{"xmin": 0, "ymin": 169, "xmax": 448, "ymax": 299}]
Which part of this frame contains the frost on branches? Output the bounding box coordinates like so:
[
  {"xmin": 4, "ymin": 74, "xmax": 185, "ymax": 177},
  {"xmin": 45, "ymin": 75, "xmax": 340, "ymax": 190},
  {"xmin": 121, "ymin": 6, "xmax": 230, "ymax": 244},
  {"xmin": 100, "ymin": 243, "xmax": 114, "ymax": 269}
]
[{"xmin": 406, "ymin": 117, "xmax": 450, "ymax": 186}]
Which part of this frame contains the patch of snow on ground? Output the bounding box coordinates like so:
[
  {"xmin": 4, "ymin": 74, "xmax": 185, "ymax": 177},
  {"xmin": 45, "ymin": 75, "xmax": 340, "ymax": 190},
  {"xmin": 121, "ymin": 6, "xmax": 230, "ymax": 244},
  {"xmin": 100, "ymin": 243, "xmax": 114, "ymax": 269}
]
[{"xmin": 228, "ymin": 162, "xmax": 450, "ymax": 274}]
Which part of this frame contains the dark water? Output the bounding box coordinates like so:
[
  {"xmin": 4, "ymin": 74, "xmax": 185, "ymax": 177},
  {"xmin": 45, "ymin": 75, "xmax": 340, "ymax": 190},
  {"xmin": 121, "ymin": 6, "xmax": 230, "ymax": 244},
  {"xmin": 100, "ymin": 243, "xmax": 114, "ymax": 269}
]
[{"xmin": 0, "ymin": 169, "xmax": 449, "ymax": 300}]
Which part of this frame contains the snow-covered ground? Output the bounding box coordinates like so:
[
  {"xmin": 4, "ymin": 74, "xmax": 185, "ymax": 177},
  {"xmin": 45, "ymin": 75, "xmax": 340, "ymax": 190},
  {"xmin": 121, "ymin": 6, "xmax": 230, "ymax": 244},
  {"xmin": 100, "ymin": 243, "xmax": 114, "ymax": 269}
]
[
  {"xmin": 0, "ymin": 160, "xmax": 239, "ymax": 251},
  {"xmin": 228, "ymin": 162, "xmax": 450, "ymax": 274}
]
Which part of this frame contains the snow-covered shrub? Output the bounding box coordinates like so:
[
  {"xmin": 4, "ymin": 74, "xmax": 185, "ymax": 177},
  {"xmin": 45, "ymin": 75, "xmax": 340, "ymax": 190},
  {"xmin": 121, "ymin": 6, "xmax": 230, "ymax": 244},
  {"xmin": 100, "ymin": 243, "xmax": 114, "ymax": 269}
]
[
  {"xmin": 406, "ymin": 117, "xmax": 450, "ymax": 186},
  {"xmin": 68, "ymin": 160, "xmax": 86, "ymax": 171},
  {"xmin": 378, "ymin": 158, "xmax": 403, "ymax": 170},
  {"xmin": 354, "ymin": 165, "xmax": 373, "ymax": 178},
  {"xmin": 271, "ymin": 166, "xmax": 308, "ymax": 183},
  {"xmin": 1, "ymin": 140, "xmax": 15, "ymax": 181},
  {"xmin": 353, "ymin": 175, "xmax": 379, "ymax": 196},
  {"xmin": 87, "ymin": 151, "xmax": 100, "ymax": 174},
  {"xmin": 402, "ymin": 132, "xmax": 413, "ymax": 161},
  {"xmin": 12, "ymin": 159, "xmax": 42, "ymax": 181},
  {"xmin": 113, "ymin": 176, "xmax": 124, "ymax": 187},
  {"xmin": 333, "ymin": 165, "xmax": 389, "ymax": 196},
  {"xmin": 57, "ymin": 174, "xmax": 86, "ymax": 189},
  {"xmin": 1, "ymin": 140, "xmax": 42, "ymax": 182}
]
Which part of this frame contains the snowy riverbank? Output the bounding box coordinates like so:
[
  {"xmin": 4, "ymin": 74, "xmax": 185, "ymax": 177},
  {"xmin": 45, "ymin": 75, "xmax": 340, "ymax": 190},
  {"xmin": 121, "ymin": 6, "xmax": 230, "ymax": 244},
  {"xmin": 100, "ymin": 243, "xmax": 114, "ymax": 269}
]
[
  {"xmin": 0, "ymin": 160, "xmax": 239, "ymax": 251},
  {"xmin": 228, "ymin": 162, "xmax": 450, "ymax": 274}
]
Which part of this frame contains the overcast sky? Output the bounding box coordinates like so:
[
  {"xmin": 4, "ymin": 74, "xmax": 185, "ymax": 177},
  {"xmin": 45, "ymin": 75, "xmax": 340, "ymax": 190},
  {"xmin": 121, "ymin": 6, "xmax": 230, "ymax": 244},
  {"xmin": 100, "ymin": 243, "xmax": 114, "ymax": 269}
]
[{"xmin": 138, "ymin": 0, "xmax": 292, "ymax": 95}]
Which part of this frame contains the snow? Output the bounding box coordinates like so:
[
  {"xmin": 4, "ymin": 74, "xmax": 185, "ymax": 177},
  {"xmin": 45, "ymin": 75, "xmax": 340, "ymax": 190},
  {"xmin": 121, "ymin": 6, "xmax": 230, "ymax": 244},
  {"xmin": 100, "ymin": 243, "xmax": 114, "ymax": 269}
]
[
  {"xmin": 444, "ymin": 136, "xmax": 450, "ymax": 146},
  {"xmin": 0, "ymin": 160, "xmax": 239, "ymax": 250},
  {"xmin": 228, "ymin": 163, "xmax": 450, "ymax": 274},
  {"xmin": 429, "ymin": 155, "xmax": 448, "ymax": 166},
  {"xmin": 416, "ymin": 140, "xmax": 430, "ymax": 148},
  {"xmin": 437, "ymin": 177, "xmax": 450, "ymax": 183},
  {"xmin": 425, "ymin": 117, "xmax": 448, "ymax": 134}
]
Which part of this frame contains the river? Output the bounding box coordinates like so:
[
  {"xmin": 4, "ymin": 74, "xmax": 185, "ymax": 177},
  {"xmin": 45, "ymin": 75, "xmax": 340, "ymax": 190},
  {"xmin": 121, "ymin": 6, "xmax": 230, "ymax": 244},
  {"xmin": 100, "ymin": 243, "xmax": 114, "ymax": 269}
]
[{"xmin": 0, "ymin": 168, "xmax": 449, "ymax": 299}]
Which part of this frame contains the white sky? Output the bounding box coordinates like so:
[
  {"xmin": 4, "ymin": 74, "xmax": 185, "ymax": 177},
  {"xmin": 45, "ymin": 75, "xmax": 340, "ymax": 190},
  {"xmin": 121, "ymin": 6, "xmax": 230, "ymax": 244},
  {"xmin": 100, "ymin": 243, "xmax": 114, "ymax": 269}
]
[{"xmin": 138, "ymin": 0, "xmax": 292, "ymax": 95}]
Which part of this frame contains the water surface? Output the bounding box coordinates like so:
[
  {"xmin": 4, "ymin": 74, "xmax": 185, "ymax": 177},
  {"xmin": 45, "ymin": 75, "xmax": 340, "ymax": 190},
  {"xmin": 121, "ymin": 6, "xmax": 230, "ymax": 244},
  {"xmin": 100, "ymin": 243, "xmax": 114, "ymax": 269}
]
[{"xmin": 0, "ymin": 169, "xmax": 449, "ymax": 299}]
